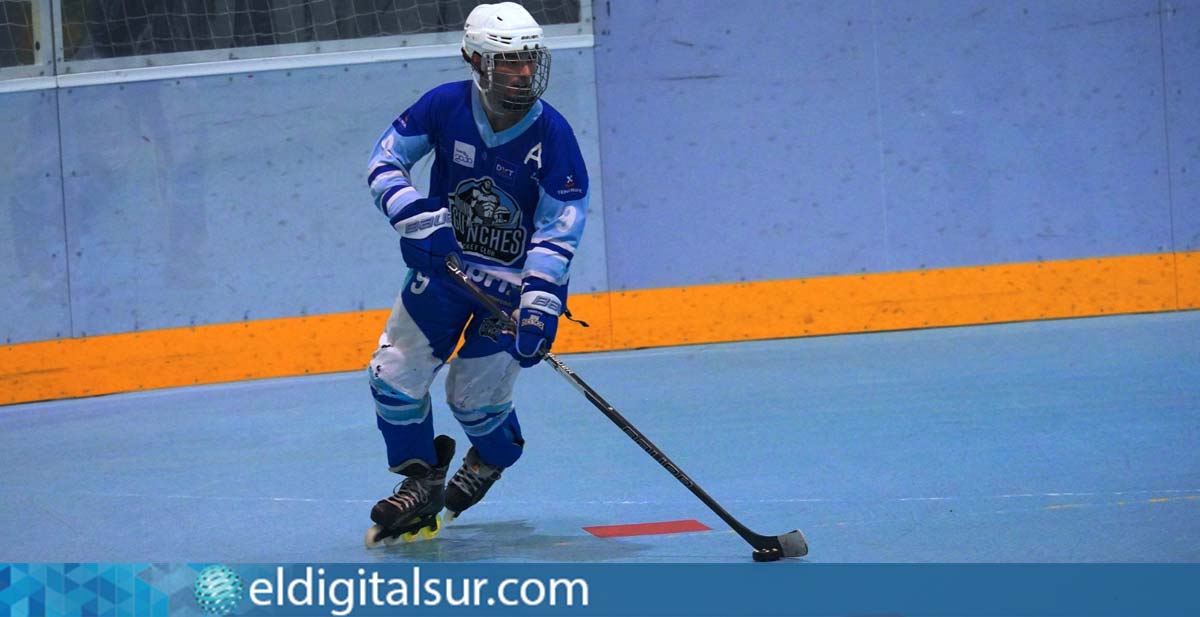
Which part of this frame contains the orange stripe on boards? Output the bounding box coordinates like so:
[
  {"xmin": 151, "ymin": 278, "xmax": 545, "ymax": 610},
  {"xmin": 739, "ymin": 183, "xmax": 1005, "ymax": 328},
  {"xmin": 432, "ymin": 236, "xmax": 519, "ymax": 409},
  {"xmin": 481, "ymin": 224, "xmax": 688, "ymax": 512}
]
[
  {"xmin": 552, "ymin": 290, "xmax": 614, "ymax": 353},
  {"xmin": 1178, "ymin": 250, "xmax": 1200, "ymax": 310},
  {"xmin": 609, "ymin": 253, "xmax": 1180, "ymax": 348},
  {"xmin": 0, "ymin": 293, "xmax": 614, "ymax": 407},
  {"xmin": 1, "ymin": 251, "xmax": 1194, "ymax": 406},
  {"xmin": 0, "ymin": 310, "xmax": 389, "ymax": 405}
]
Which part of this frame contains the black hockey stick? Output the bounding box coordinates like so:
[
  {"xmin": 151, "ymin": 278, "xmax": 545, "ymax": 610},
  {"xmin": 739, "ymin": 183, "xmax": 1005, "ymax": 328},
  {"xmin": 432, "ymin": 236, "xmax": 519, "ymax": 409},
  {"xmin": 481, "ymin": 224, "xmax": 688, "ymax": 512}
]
[{"xmin": 444, "ymin": 256, "xmax": 808, "ymax": 561}]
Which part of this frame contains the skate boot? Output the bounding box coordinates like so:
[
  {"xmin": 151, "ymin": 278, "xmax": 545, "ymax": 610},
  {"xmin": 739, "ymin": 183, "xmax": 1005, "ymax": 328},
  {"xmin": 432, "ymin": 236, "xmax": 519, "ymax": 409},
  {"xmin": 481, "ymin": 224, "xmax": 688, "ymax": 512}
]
[
  {"xmin": 364, "ymin": 435, "xmax": 455, "ymax": 548},
  {"xmin": 443, "ymin": 446, "xmax": 504, "ymax": 523}
]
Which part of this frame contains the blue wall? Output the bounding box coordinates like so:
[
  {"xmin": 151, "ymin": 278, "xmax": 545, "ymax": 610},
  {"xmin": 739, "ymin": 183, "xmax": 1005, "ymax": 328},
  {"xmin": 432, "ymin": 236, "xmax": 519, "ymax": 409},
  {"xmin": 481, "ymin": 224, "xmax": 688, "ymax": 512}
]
[
  {"xmin": 0, "ymin": 89, "xmax": 70, "ymax": 344},
  {"xmin": 593, "ymin": 0, "xmax": 1199, "ymax": 289},
  {"xmin": 0, "ymin": 47, "xmax": 605, "ymax": 343},
  {"xmin": 1165, "ymin": 0, "xmax": 1200, "ymax": 251},
  {"xmin": 1, "ymin": 0, "xmax": 1197, "ymax": 345}
]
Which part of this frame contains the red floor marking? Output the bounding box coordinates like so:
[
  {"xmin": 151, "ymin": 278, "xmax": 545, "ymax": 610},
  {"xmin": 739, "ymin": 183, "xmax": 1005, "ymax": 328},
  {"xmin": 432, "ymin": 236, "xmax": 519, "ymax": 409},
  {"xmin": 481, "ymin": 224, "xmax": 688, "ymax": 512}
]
[{"xmin": 583, "ymin": 519, "xmax": 712, "ymax": 538}]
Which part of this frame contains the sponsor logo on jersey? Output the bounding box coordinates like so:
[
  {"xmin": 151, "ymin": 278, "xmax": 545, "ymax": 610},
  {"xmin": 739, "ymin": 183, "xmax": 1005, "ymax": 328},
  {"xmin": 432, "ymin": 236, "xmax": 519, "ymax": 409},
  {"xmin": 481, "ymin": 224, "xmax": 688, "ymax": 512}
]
[
  {"xmin": 453, "ymin": 141, "xmax": 476, "ymax": 168},
  {"xmin": 462, "ymin": 263, "xmax": 519, "ymax": 297},
  {"xmin": 450, "ymin": 177, "xmax": 527, "ymax": 265},
  {"xmin": 494, "ymin": 158, "xmax": 517, "ymax": 179},
  {"xmin": 555, "ymin": 173, "xmax": 584, "ymax": 197}
]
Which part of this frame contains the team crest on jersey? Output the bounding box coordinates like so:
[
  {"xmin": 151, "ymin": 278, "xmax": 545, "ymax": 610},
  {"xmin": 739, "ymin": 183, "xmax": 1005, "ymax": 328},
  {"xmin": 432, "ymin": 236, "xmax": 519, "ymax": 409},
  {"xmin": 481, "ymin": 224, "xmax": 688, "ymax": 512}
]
[{"xmin": 450, "ymin": 177, "xmax": 526, "ymax": 265}]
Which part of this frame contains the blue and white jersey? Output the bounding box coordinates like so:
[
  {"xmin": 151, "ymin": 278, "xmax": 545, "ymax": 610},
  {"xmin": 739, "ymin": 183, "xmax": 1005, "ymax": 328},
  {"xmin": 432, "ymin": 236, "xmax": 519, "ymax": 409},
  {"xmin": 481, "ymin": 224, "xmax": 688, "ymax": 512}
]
[{"xmin": 368, "ymin": 80, "xmax": 589, "ymax": 301}]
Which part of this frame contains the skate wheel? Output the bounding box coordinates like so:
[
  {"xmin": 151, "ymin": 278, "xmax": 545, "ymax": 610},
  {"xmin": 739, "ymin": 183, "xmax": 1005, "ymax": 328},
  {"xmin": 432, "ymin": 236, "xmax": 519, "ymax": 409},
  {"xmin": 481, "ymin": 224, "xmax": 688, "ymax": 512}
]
[
  {"xmin": 400, "ymin": 530, "xmax": 420, "ymax": 543},
  {"xmin": 419, "ymin": 516, "xmax": 442, "ymax": 540},
  {"xmin": 364, "ymin": 525, "xmax": 386, "ymax": 549},
  {"xmin": 443, "ymin": 510, "xmax": 460, "ymax": 525},
  {"xmin": 382, "ymin": 534, "xmax": 403, "ymax": 547}
]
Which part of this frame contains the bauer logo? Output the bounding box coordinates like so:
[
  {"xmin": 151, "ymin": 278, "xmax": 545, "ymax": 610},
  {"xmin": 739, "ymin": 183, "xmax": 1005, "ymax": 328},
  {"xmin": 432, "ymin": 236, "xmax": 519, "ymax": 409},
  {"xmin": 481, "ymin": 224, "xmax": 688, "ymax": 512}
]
[
  {"xmin": 194, "ymin": 564, "xmax": 245, "ymax": 616},
  {"xmin": 530, "ymin": 295, "xmax": 562, "ymax": 314},
  {"xmin": 403, "ymin": 209, "xmax": 450, "ymax": 237},
  {"xmin": 453, "ymin": 141, "xmax": 476, "ymax": 168}
]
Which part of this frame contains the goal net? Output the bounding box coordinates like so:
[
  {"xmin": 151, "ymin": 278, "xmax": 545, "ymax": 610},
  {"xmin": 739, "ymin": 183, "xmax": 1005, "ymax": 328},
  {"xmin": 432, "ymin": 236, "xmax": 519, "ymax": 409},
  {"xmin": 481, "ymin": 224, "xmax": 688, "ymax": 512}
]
[
  {"xmin": 0, "ymin": 0, "xmax": 33, "ymax": 68},
  {"xmin": 61, "ymin": 0, "xmax": 582, "ymax": 61}
]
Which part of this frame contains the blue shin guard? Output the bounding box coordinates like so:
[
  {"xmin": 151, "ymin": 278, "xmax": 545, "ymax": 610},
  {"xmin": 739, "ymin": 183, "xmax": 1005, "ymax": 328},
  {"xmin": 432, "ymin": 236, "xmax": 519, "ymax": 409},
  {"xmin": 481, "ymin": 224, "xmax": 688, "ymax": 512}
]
[{"xmin": 454, "ymin": 405, "xmax": 525, "ymax": 468}]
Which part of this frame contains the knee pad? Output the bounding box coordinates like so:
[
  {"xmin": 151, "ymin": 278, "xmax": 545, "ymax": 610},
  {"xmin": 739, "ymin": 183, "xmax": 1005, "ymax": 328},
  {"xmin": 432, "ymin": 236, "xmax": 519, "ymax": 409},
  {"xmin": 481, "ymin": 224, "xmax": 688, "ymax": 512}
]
[
  {"xmin": 444, "ymin": 352, "xmax": 524, "ymax": 467},
  {"xmin": 445, "ymin": 353, "xmax": 520, "ymax": 412},
  {"xmin": 368, "ymin": 345, "xmax": 434, "ymax": 426}
]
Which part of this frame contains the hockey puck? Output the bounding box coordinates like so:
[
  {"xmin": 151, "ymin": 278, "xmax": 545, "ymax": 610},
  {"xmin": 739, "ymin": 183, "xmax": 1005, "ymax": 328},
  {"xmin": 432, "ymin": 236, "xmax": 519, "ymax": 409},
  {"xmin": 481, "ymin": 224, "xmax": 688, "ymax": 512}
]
[{"xmin": 751, "ymin": 548, "xmax": 782, "ymax": 562}]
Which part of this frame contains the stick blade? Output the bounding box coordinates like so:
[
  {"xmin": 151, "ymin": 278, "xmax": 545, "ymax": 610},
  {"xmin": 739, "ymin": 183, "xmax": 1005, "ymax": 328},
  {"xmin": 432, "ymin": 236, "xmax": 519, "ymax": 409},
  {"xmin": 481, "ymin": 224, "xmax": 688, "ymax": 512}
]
[
  {"xmin": 777, "ymin": 529, "xmax": 809, "ymax": 557},
  {"xmin": 747, "ymin": 528, "xmax": 809, "ymax": 560}
]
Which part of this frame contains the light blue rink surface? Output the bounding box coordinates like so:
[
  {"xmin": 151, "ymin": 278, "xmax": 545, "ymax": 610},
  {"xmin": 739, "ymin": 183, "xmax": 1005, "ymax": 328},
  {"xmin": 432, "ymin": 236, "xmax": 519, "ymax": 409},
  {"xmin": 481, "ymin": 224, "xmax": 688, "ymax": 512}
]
[{"xmin": 1, "ymin": 311, "xmax": 1197, "ymax": 563}]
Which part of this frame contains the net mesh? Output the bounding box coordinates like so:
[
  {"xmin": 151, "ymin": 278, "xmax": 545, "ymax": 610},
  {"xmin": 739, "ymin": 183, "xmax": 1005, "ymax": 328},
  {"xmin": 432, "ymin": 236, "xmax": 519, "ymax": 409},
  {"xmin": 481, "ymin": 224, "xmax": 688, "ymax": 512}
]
[
  {"xmin": 60, "ymin": 0, "xmax": 581, "ymax": 61},
  {"xmin": 0, "ymin": 0, "xmax": 34, "ymax": 67}
]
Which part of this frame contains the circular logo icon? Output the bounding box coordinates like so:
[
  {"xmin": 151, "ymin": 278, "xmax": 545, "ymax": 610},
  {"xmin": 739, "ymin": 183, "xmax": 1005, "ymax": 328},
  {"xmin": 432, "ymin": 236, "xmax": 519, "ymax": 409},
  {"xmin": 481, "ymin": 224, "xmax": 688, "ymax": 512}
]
[{"xmin": 193, "ymin": 564, "xmax": 244, "ymax": 616}]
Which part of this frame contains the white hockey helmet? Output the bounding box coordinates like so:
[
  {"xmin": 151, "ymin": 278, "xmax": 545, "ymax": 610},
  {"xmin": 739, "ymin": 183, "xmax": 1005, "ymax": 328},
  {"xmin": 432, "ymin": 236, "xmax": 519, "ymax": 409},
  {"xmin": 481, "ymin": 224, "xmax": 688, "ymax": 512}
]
[{"xmin": 461, "ymin": 2, "xmax": 551, "ymax": 114}]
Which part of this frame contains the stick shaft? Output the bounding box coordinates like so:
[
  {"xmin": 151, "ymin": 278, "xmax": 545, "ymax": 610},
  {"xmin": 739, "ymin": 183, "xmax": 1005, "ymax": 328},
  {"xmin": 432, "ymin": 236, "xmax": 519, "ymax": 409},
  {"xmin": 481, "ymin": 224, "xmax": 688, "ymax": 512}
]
[
  {"xmin": 539, "ymin": 353, "xmax": 770, "ymax": 546},
  {"xmin": 443, "ymin": 258, "xmax": 779, "ymax": 550}
]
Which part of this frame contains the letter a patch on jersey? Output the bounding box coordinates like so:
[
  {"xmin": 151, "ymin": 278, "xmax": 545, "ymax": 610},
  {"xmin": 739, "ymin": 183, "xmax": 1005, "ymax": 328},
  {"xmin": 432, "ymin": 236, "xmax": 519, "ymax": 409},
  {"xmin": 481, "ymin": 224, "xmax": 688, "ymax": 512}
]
[{"xmin": 524, "ymin": 142, "xmax": 543, "ymax": 169}]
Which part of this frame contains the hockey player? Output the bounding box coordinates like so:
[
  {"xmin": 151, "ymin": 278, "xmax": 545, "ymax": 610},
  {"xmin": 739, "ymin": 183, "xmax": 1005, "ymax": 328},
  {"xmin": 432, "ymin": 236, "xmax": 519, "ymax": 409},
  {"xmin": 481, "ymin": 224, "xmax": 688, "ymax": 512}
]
[{"xmin": 362, "ymin": 2, "xmax": 589, "ymax": 547}]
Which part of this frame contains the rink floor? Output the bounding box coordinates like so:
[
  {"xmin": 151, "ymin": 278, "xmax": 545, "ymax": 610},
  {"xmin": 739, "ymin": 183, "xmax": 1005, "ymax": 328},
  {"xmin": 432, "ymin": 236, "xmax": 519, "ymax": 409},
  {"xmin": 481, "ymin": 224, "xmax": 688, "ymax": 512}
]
[{"xmin": 1, "ymin": 311, "xmax": 1198, "ymax": 563}]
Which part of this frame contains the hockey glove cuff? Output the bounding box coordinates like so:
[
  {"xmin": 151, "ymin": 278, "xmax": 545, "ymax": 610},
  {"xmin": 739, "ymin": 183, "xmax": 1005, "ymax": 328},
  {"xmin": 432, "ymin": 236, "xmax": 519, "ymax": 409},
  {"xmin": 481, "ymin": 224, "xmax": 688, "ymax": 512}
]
[
  {"xmin": 506, "ymin": 286, "xmax": 563, "ymax": 368},
  {"xmin": 391, "ymin": 197, "xmax": 462, "ymax": 276}
]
